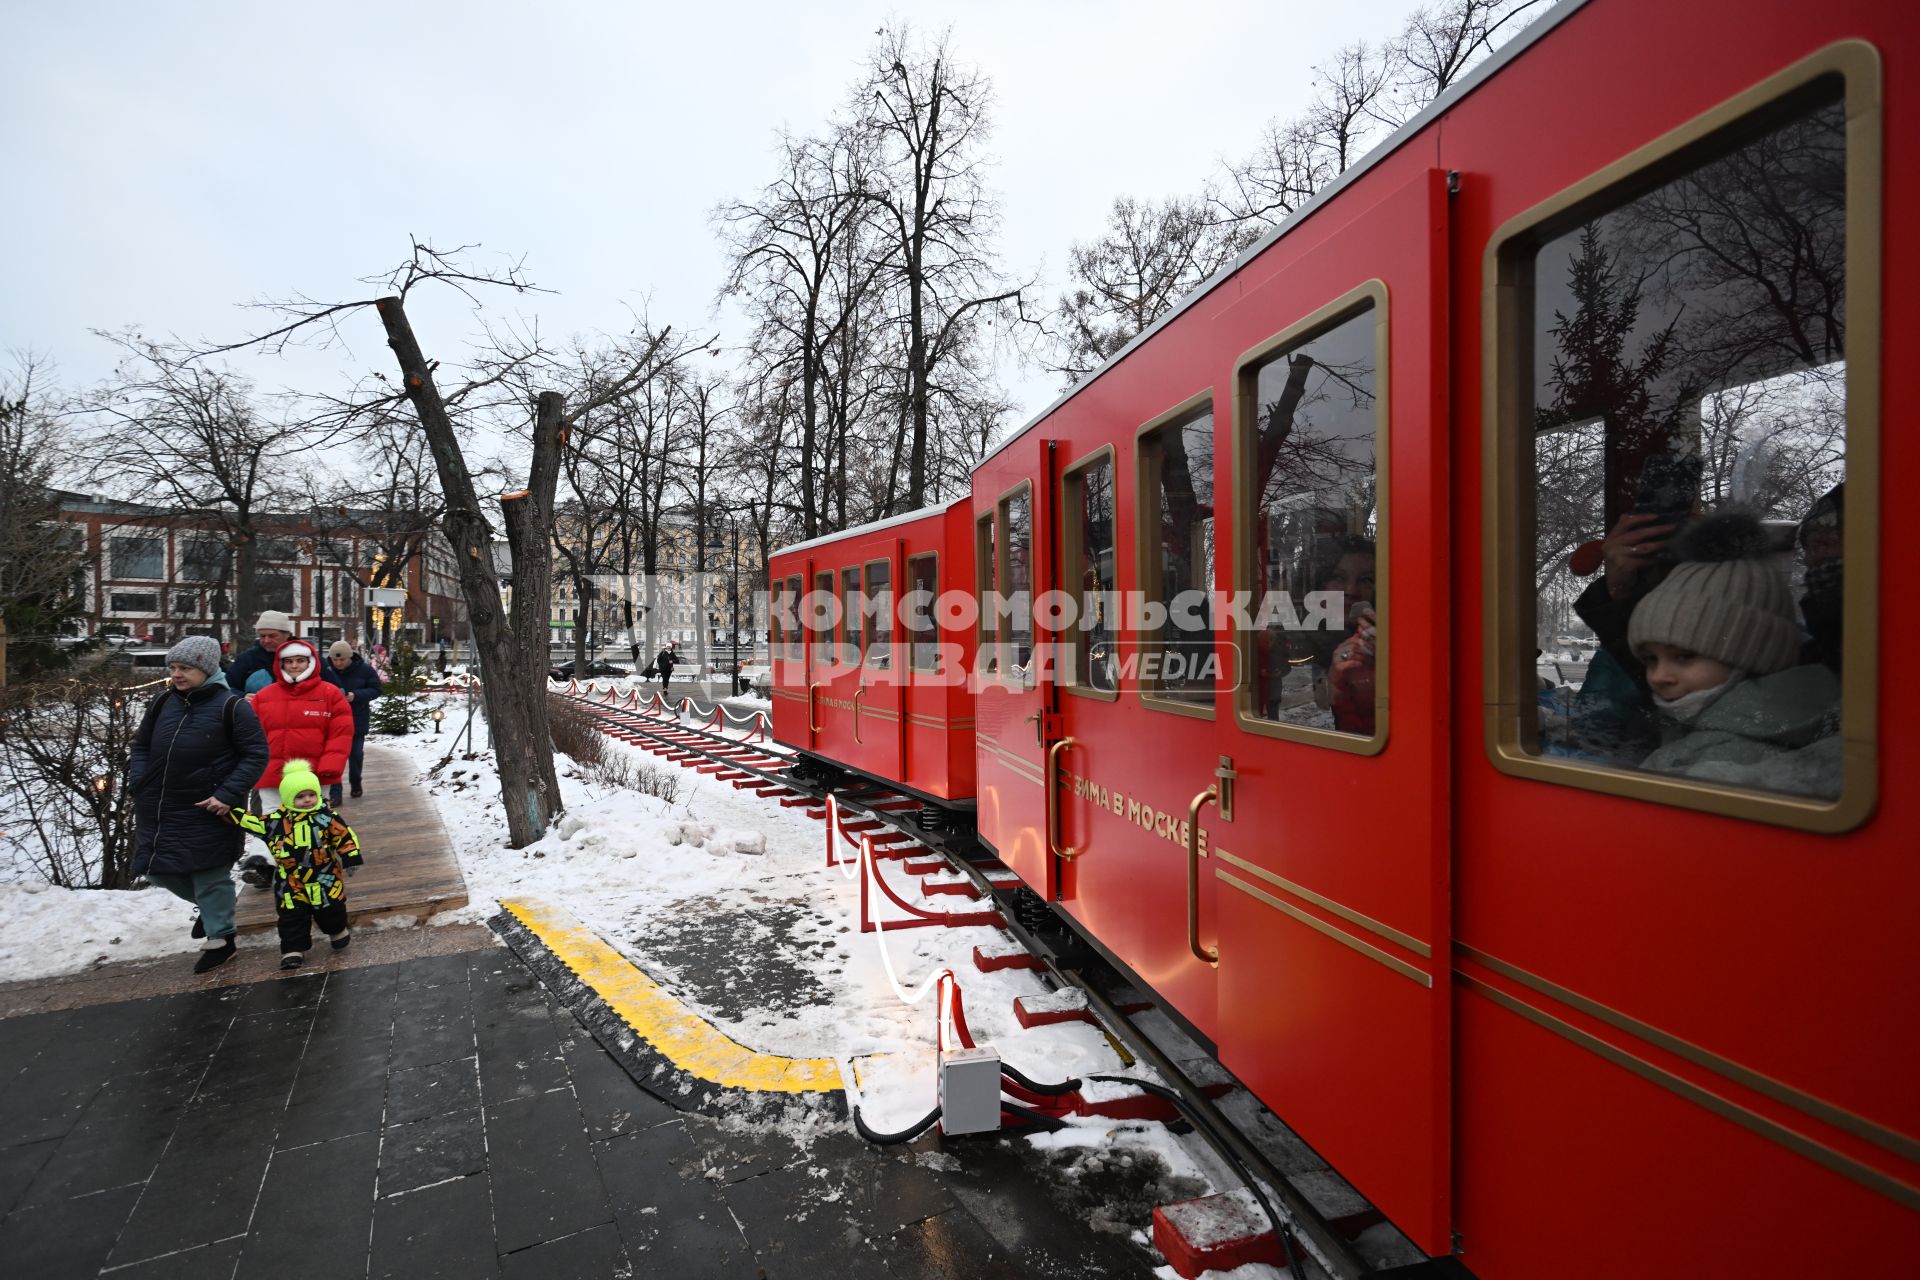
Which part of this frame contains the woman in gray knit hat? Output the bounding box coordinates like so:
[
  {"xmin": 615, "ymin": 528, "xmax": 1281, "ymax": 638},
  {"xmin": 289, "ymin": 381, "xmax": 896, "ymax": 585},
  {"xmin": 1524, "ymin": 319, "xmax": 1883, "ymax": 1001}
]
[{"xmin": 1626, "ymin": 510, "xmax": 1842, "ymax": 799}]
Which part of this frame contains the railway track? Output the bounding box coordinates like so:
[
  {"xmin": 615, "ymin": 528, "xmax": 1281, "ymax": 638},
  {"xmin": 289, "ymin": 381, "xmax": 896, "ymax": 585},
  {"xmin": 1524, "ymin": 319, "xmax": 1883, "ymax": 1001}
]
[{"xmin": 549, "ymin": 681, "xmax": 1405, "ymax": 1280}]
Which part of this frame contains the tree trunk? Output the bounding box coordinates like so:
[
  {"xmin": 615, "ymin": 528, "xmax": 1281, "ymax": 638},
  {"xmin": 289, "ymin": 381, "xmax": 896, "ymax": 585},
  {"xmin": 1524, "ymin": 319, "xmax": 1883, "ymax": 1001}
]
[{"xmin": 376, "ymin": 295, "xmax": 561, "ymax": 847}]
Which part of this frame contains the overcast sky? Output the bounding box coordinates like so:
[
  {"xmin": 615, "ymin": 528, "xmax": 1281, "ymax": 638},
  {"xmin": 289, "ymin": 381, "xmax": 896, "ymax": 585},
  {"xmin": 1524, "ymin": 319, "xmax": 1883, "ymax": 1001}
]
[{"xmin": 2, "ymin": 0, "xmax": 1417, "ymax": 438}]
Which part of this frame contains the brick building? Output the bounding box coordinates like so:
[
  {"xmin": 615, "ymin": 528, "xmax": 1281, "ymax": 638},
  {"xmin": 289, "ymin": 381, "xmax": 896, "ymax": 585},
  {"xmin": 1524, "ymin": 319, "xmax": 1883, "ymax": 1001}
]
[{"xmin": 54, "ymin": 493, "xmax": 465, "ymax": 648}]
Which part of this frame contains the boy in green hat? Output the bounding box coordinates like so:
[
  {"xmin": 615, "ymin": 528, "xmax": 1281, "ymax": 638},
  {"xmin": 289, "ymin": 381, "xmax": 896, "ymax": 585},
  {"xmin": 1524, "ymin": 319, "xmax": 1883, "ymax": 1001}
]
[{"xmin": 228, "ymin": 757, "xmax": 363, "ymax": 968}]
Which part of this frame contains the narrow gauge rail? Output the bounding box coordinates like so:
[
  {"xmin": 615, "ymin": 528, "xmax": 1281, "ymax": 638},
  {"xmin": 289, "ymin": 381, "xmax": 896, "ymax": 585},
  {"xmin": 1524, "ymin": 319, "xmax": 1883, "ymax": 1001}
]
[{"xmin": 548, "ymin": 680, "xmax": 1400, "ymax": 1278}]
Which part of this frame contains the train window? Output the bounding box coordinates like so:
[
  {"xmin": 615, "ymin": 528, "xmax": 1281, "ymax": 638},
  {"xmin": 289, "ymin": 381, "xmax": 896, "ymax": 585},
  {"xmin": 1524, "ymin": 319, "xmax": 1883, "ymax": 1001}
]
[
  {"xmin": 770, "ymin": 578, "xmax": 785, "ymax": 658},
  {"xmin": 864, "ymin": 560, "xmax": 892, "ymax": 669},
  {"xmin": 1136, "ymin": 395, "xmax": 1217, "ymax": 714},
  {"xmin": 1488, "ymin": 53, "xmax": 1875, "ymax": 828},
  {"xmin": 810, "ymin": 570, "xmax": 833, "ymax": 664},
  {"xmin": 1062, "ymin": 447, "xmax": 1118, "ymax": 697},
  {"xmin": 841, "ymin": 566, "xmax": 863, "ymax": 665},
  {"xmin": 785, "ymin": 575, "xmax": 802, "ymax": 659},
  {"xmin": 999, "ymin": 483, "xmax": 1035, "ymax": 688},
  {"xmin": 975, "ymin": 514, "xmax": 997, "ymax": 676},
  {"xmin": 907, "ymin": 553, "xmax": 939, "ymax": 672},
  {"xmin": 1234, "ymin": 290, "xmax": 1385, "ymax": 750}
]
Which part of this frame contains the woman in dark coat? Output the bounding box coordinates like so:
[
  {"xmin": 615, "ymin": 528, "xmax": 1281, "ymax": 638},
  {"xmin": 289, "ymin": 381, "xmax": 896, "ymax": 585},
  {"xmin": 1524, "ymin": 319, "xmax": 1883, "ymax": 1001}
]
[
  {"xmin": 130, "ymin": 636, "xmax": 270, "ymax": 973},
  {"xmin": 323, "ymin": 641, "xmax": 384, "ymax": 803}
]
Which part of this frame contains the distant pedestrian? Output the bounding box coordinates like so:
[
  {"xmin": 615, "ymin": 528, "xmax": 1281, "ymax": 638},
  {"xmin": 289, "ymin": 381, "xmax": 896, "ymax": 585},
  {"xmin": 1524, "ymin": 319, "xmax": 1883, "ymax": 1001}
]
[
  {"xmin": 322, "ymin": 641, "xmax": 384, "ymax": 804},
  {"xmin": 250, "ymin": 638, "xmax": 353, "ymax": 812},
  {"xmin": 227, "ymin": 610, "xmax": 295, "ymax": 694},
  {"xmin": 654, "ymin": 644, "xmax": 679, "ymax": 693},
  {"xmin": 130, "ymin": 636, "xmax": 269, "ymax": 974},
  {"xmin": 228, "ymin": 758, "xmax": 362, "ymax": 969}
]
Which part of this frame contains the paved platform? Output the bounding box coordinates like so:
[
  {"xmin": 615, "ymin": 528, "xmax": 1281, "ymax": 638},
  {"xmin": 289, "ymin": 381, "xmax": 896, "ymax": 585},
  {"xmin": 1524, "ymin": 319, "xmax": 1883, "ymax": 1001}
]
[
  {"xmin": 0, "ymin": 946, "xmax": 1172, "ymax": 1279},
  {"xmin": 233, "ymin": 744, "xmax": 467, "ymax": 936}
]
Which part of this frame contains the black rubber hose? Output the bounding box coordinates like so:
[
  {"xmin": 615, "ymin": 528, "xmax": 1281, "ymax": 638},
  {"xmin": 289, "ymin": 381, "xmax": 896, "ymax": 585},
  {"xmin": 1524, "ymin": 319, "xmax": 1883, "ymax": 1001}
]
[
  {"xmin": 1089, "ymin": 1075, "xmax": 1302, "ymax": 1277},
  {"xmin": 852, "ymin": 1104, "xmax": 942, "ymax": 1145},
  {"xmin": 1001, "ymin": 1062, "xmax": 1082, "ymax": 1096},
  {"xmin": 999, "ymin": 1100, "xmax": 1069, "ymax": 1132}
]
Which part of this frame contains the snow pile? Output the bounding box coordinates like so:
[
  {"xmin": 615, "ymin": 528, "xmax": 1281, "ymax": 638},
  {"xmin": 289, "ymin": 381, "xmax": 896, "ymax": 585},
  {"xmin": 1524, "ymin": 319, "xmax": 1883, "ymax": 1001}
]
[{"xmin": 0, "ymin": 879, "xmax": 198, "ymax": 982}]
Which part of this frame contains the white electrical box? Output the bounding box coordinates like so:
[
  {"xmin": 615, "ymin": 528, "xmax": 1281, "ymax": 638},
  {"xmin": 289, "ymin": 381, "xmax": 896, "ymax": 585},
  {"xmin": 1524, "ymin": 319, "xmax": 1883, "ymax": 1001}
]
[{"xmin": 938, "ymin": 1044, "xmax": 1002, "ymax": 1136}]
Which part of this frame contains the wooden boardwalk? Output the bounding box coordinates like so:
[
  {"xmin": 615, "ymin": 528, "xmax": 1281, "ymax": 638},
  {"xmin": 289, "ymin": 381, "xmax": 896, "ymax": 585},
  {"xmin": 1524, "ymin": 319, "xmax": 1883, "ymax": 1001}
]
[{"xmin": 233, "ymin": 744, "xmax": 467, "ymax": 934}]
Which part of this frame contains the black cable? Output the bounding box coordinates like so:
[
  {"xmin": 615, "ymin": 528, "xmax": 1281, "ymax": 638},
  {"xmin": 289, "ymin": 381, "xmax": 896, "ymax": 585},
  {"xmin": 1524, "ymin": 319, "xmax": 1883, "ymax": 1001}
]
[
  {"xmin": 1000, "ymin": 1062, "xmax": 1082, "ymax": 1096},
  {"xmin": 1090, "ymin": 1075, "xmax": 1303, "ymax": 1278},
  {"xmin": 852, "ymin": 1104, "xmax": 942, "ymax": 1145},
  {"xmin": 998, "ymin": 1100, "xmax": 1069, "ymax": 1132}
]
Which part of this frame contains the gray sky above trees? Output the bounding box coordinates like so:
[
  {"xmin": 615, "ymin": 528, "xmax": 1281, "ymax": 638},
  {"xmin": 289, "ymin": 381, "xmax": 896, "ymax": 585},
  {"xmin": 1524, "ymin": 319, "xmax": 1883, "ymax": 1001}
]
[{"xmin": 1, "ymin": 0, "xmax": 1416, "ymax": 429}]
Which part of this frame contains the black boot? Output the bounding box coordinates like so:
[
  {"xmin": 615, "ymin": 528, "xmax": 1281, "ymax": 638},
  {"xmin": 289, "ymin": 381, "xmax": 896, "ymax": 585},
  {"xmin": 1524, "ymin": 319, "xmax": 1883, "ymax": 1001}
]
[
  {"xmin": 350, "ymin": 785, "xmax": 363, "ymax": 798},
  {"xmin": 280, "ymin": 953, "xmax": 304, "ymax": 970},
  {"xmin": 190, "ymin": 913, "xmax": 205, "ymax": 940},
  {"xmin": 193, "ymin": 939, "xmax": 237, "ymax": 974}
]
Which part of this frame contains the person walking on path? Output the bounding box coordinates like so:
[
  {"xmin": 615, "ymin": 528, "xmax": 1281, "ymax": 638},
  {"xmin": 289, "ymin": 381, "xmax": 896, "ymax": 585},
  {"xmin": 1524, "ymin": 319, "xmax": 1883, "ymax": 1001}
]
[
  {"xmin": 322, "ymin": 641, "xmax": 384, "ymax": 804},
  {"xmin": 130, "ymin": 636, "xmax": 269, "ymax": 974},
  {"xmin": 654, "ymin": 643, "xmax": 680, "ymax": 694},
  {"xmin": 225, "ymin": 610, "xmax": 295, "ymax": 694},
  {"xmin": 228, "ymin": 758, "xmax": 362, "ymax": 969},
  {"xmin": 249, "ymin": 638, "xmax": 353, "ymax": 813}
]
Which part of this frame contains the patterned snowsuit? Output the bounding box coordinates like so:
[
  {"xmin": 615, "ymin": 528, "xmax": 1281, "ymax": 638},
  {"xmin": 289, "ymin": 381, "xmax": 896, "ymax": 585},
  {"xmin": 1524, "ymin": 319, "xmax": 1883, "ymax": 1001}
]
[{"xmin": 229, "ymin": 804, "xmax": 363, "ymax": 953}]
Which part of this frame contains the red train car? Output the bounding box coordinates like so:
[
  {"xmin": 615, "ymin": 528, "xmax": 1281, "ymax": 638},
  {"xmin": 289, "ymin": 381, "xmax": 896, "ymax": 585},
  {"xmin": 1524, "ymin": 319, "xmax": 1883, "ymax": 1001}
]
[
  {"xmin": 775, "ymin": 0, "xmax": 1918, "ymax": 1272},
  {"xmin": 769, "ymin": 499, "xmax": 976, "ymax": 805}
]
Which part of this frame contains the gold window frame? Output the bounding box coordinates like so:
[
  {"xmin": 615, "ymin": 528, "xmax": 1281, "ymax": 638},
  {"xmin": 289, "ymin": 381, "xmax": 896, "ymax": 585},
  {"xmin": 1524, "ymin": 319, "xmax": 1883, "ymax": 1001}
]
[
  {"xmin": 1482, "ymin": 41, "xmax": 1881, "ymax": 833},
  {"xmin": 1060, "ymin": 444, "xmax": 1120, "ymax": 703},
  {"xmin": 906, "ymin": 552, "xmax": 941, "ymax": 673},
  {"xmin": 1134, "ymin": 390, "xmax": 1218, "ymax": 721},
  {"xmin": 1231, "ymin": 282, "xmax": 1390, "ymax": 755}
]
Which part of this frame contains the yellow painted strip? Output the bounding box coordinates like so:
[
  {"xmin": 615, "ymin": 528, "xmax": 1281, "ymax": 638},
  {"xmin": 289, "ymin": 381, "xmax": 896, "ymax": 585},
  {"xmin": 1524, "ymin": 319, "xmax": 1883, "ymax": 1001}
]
[{"xmin": 503, "ymin": 899, "xmax": 842, "ymax": 1094}]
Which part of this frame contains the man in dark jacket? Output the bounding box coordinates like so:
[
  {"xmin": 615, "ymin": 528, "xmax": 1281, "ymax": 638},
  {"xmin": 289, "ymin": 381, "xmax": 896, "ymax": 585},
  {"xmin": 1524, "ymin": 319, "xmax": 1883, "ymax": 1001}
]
[
  {"xmin": 323, "ymin": 641, "xmax": 385, "ymax": 802},
  {"xmin": 131, "ymin": 635, "xmax": 270, "ymax": 972},
  {"xmin": 224, "ymin": 609, "xmax": 295, "ymax": 695},
  {"xmin": 654, "ymin": 643, "xmax": 679, "ymax": 693}
]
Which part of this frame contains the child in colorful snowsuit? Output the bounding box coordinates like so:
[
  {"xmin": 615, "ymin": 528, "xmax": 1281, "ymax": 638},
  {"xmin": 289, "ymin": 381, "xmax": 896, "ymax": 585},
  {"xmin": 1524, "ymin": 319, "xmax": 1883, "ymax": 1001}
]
[{"xmin": 228, "ymin": 758, "xmax": 363, "ymax": 969}]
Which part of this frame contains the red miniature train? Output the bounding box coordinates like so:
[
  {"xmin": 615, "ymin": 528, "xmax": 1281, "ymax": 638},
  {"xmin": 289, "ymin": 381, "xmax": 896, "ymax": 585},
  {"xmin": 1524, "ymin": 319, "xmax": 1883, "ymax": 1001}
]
[{"xmin": 773, "ymin": 0, "xmax": 1918, "ymax": 1272}]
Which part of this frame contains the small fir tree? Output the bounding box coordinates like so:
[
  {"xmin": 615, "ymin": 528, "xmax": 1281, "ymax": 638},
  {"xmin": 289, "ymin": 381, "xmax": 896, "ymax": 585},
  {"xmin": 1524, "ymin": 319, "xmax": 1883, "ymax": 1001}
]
[{"xmin": 370, "ymin": 640, "xmax": 429, "ymax": 735}]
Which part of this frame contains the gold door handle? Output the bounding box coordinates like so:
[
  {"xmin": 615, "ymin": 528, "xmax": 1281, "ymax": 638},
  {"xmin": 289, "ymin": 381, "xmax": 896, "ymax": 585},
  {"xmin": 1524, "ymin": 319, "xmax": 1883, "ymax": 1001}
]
[
  {"xmin": 852, "ymin": 686, "xmax": 865, "ymax": 743},
  {"xmin": 1186, "ymin": 785, "xmax": 1219, "ymax": 966},
  {"xmin": 1024, "ymin": 710, "xmax": 1042, "ymax": 745},
  {"xmin": 1046, "ymin": 737, "xmax": 1081, "ymax": 861},
  {"xmin": 808, "ymin": 682, "xmax": 823, "ymax": 733}
]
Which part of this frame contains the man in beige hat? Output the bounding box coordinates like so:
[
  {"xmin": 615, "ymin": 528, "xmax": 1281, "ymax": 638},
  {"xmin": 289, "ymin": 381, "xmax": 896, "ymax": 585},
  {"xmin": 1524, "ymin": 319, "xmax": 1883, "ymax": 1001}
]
[{"xmin": 227, "ymin": 610, "xmax": 295, "ymax": 695}]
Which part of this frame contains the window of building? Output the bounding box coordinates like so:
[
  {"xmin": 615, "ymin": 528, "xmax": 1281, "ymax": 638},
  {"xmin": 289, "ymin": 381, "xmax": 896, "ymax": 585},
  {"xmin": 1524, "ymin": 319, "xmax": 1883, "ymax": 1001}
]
[
  {"xmin": 258, "ymin": 574, "xmax": 296, "ymax": 615},
  {"xmin": 259, "ymin": 538, "xmax": 299, "ymax": 563},
  {"xmin": 110, "ymin": 592, "xmax": 158, "ymax": 614},
  {"xmin": 907, "ymin": 554, "xmax": 939, "ymax": 672},
  {"xmin": 1136, "ymin": 399, "xmax": 1216, "ymax": 711},
  {"xmin": 1062, "ymin": 449, "xmax": 1117, "ymax": 696},
  {"xmin": 1237, "ymin": 294, "xmax": 1383, "ymax": 744},
  {"xmin": 172, "ymin": 592, "xmax": 198, "ymax": 617},
  {"xmin": 111, "ymin": 535, "xmax": 165, "ymax": 580},
  {"xmin": 179, "ymin": 539, "xmax": 227, "ymax": 582},
  {"xmin": 1490, "ymin": 59, "xmax": 1867, "ymax": 823},
  {"xmin": 865, "ymin": 561, "xmax": 893, "ymax": 669}
]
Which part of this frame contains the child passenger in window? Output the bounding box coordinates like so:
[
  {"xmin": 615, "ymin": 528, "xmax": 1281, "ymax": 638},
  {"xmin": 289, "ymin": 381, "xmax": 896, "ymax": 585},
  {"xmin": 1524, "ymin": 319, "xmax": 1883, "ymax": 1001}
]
[{"xmin": 1625, "ymin": 510, "xmax": 1841, "ymax": 799}]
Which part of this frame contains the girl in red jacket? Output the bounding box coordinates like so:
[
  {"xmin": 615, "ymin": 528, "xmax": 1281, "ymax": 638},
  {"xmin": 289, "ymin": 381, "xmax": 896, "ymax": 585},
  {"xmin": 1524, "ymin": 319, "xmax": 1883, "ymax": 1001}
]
[{"xmin": 249, "ymin": 638, "xmax": 354, "ymax": 810}]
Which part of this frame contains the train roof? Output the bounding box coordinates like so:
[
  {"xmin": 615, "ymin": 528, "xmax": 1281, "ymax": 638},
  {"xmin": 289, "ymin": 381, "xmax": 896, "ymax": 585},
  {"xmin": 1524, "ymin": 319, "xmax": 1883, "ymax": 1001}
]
[
  {"xmin": 774, "ymin": 493, "xmax": 971, "ymax": 558},
  {"xmin": 977, "ymin": 0, "xmax": 1591, "ymax": 473}
]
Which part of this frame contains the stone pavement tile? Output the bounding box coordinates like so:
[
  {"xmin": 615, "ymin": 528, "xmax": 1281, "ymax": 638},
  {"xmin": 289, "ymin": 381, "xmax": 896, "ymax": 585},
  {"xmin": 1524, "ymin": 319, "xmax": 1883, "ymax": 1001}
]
[
  {"xmin": 369, "ymin": 1172, "xmax": 499, "ymax": 1280},
  {"xmin": 379, "ymin": 1107, "xmax": 487, "ymax": 1197},
  {"xmin": 484, "ymin": 1088, "xmax": 612, "ymax": 1255},
  {"xmin": 0, "ymin": 1137, "xmax": 57, "ymax": 1215},
  {"xmin": 230, "ymin": 970, "xmax": 329, "ymax": 1018},
  {"xmin": 876, "ymin": 1208, "xmax": 1029, "ymax": 1280},
  {"xmin": 591, "ymin": 1123, "xmax": 703, "ymax": 1221},
  {"xmin": 393, "ymin": 951, "xmax": 474, "ymax": 991},
  {"xmin": 610, "ymin": 1189, "xmax": 757, "ymax": 1280},
  {"xmin": 234, "ymin": 1130, "xmax": 379, "ymax": 1280},
  {"xmin": 800, "ymin": 1131, "xmax": 957, "ymax": 1240},
  {"xmin": 389, "ymin": 985, "xmax": 475, "ymax": 1071},
  {"xmin": 499, "ymin": 1221, "xmax": 632, "ymax": 1280},
  {"xmin": 15, "ymin": 1105, "xmax": 177, "ymax": 1209},
  {"xmin": 721, "ymin": 1159, "xmax": 893, "ymax": 1280},
  {"xmin": 190, "ymin": 1033, "xmax": 307, "ymax": 1112},
  {"xmin": 105, "ymin": 1102, "xmax": 276, "ymax": 1269},
  {"xmin": 386, "ymin": 1055, "xmax": 480, "ymax": 1124},
  {"xmin": 108, "ymin": 1236, "xmax": 245, "ymax": 1279},
  {"xmin": 0, "ymin": 1066, "xmax": 103, "ymax": 1149},
  {"xmin": 0, "ymin": 1182, "xmax": 142, "ymax": 1280},
  {"xmin": 563, "ymin": 1032, "xmax": 677, "ymax": 1141},
  {"xmin": 676, "ymin": 1112, "xmax": 806, "ymax": 1185},
  {"xmin": 276, "ymin": 1076, "xmax": 387, "ymax": 1151}
]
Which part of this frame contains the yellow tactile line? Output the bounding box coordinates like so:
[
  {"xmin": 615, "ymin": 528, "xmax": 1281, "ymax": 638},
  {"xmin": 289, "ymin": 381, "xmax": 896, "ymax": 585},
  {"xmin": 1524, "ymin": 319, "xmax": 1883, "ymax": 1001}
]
[{"xmin": 502, "ymin": 898, "xmax": 843, "ymax": 1094}]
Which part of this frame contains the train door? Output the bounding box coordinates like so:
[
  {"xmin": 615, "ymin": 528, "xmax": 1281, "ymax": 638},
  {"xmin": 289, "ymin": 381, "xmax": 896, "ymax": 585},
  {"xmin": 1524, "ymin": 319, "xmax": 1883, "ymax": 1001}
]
[
  {"xmin": 974, "ymin": 442, "xmax": 1055, "ymax": 895},
  {"xmin": 854, "ymin": 544, "xmax": 903, "ymax": 782},
  {"xmin": 1207, "ymin": 169, "xmax": 1453, "ymax": 1253}
]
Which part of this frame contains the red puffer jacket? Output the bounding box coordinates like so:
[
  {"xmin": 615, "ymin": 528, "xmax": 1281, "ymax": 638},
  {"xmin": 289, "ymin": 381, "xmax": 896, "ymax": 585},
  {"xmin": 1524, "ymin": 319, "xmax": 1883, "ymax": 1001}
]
[{"xmin": 250, "ymin": 640, "xmax": 354, "ymax": 786}]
